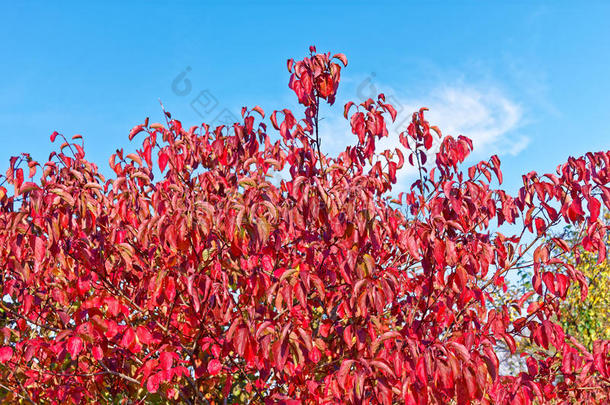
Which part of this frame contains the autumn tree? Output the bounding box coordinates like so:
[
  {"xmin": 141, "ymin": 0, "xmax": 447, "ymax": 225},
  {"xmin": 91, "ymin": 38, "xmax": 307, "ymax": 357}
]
[{"xmin": 0, "ymin": 47, "xmax": 609, "ymax": 404}]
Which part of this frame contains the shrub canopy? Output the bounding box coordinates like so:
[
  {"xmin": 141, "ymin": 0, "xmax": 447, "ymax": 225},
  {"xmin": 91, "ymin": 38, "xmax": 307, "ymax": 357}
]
[{"xmin": 0, "ymin": 47, "xmax": 609, "ymax": 404}]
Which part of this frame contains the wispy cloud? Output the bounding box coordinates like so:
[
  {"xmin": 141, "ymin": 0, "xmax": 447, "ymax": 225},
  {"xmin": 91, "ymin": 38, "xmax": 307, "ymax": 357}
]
[
  {"xmin": 412, "ymin": 85, "xmax": 527, "ymax": 156},
  {"xmin": 318, "ymin": 78, "xmax": 528, "ymax": 185},
  {"xmin": 324, "ymin": 80, "xmax": 526, "ymax": 153}
]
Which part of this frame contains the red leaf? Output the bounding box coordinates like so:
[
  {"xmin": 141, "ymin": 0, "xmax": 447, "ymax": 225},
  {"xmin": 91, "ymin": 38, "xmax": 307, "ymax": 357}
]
[
  {"xmin": 424, "ymin": 134, "xmax": 433, "ymax": 150},
  {"xmin": 147, "ymin": 373, "xmax": 161, "ymax": 393},
  {"xmin": 415, "ymin": 357, "xmax": 426, "ymax": 384},
  {"xmin": 333, "ymin": 53, "xmax": 348, "ymax": 66},
  {"xmin": 33, "ymin": 236, "xmax": 45, "ymax": 263},
  {"xmin": 27, "ymin": 161, "xmax": 37, "ymax": 178},
  {"xmin": 126, "ymin": 153, "xmax": 142, "ymax": 166},
  {"xmin": 105, "ymin": 320, "xmax": 119, "ymax": 339},
  {"xmin": 518, "ymin": 291, "xmax": 535, "ymax": 308},
  {"xmin": 542, "ymin": 272, "xmax": 556, "ymax": 295},
  {"xmin": 503, "ymin": 334, "xmax": 516, "ymax": 354},
  {"xmin": 50, "ymin": 131, "xmax": 59, "ymax": 142},
  {"xmin": 593, "ymin": 341, "xmax": 607, "ymax": 375},
  {"xmin": 136, "ymin": 326, "xmax": 153, "ymax": 345},
  {"xmin": 262, "ymin": 255, "xmax": 273, "ymax": 273},
  {"xmin": 456, "ymin": 266, "xmax": 467, "ymax": 289},
  {"xmin": 567, "ymin": 199, "xmax": 584, "ymax": 222},
  {"xmin": 319, "ymin": 321, "xmax": 331, "ymax": 338},
  {"xmin": 371, "ymin": 359, "xmax": 396, "ymax": 379},
  {"xmin": 92, "ymin": 346, "xmax": 103, "ymax": 361},
  {"xmin": 463, "ymin": 367, "xmax": 477, "ymax": 399},
  {"xmin": 252, "ymin": 105, "xmax": 265, "ymax": 118},
  {"xmin": 15, "ymin": 168, "xmax": 24, "ymax": 188},
  {"xmin": 384, "ymin": 104, "xmax": 397, "ymax": 122},
  {"xmin": 105, "ymin": 297, "xmax": 120, "ymax": 317},
  {"xmin": 19, "ymin": 182, "xmax": 39, "ymax": 194},
  {"xmin": 207, "ymin": 359, "xmax": 222, "ymax": 375},
  {"xmin": 120, "ymin": 328, "xmax": 135, "ymax": 349},
  {"xmin": 534, "ymin": 217, "xmax": 546, "ymax": 236},
  {"xmin": 448, "ymin": 341, "xmax": 470, "ymax": 362},
  {"xmin": 483, "ymin": 347, "xmax": 499, "ymax": 381},
  {"xmin": 270, "ymin": 111, "xmax": 280, "ymax": 130},
  {"xmin": 0, "ymin": 347, "xmax": 13, "ymax": 363},
  {"xmin": 588, "ymin": 197, "xmax": 601, "ymax": 223},
  {"xmin": 337, "ymin": 359, "xmax": 354, "ymax": 389},
  {"xmin": 158, "ymin": 152, "xmax": 169, "ymax": 172},
  {"xmin": 308, "ymin": 347, "xmax": 321, "ymax": 364},
  {"xmin": 272, "ymin": 338, "xmax": 289, "ymax": 371},
  {"xmin": 165, "ymin": 277, "xmax": 176, "ymax": 302},
  {"xmin": 343, "ymin": 324, "xmax": 354, "ymax": 348},
  {"xmin": 160, "ymin": 351, "xmax": 174, "ymax": 371},
  {"xmin": 129, "ymin": 125, "xmax": 145, "ymax": 140},
  {"xmin": 67, "ymin": 336, "xmax": 83, "ymax": 358},
  {"xmin": 556, "ymin": 273, "xmax": 569, "ymax": 298},
  {"xmin": 344, "ymin": 101, "xmax": 355, "ymax": 119}
]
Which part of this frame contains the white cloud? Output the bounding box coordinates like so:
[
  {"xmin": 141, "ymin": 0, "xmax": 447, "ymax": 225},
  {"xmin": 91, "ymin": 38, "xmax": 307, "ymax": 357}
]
[
  {"xmin": 414, "ymin": 85, "xmax": 526, "ymax": 156},
  {"xmin": 318, "ymin": 80, "xmax": 527, "ymax": 186}
]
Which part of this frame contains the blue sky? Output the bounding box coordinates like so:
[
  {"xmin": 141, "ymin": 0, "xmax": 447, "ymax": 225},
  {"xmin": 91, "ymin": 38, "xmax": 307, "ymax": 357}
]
[{"xmin": 2, "ymin": 1, "xmax": 610, "ymax": 194}]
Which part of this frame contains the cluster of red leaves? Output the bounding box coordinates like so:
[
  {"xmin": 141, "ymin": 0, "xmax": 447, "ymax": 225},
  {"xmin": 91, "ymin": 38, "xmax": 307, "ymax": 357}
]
[{"xmin": 0, "ymin": 48, "xmax": 609, "ymax": 404}]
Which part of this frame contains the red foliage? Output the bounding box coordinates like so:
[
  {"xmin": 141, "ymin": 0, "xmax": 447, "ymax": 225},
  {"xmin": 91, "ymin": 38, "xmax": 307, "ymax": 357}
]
[{"xmin": 0, "ymin": 48, "xmax": 609, "ymax": 404}]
